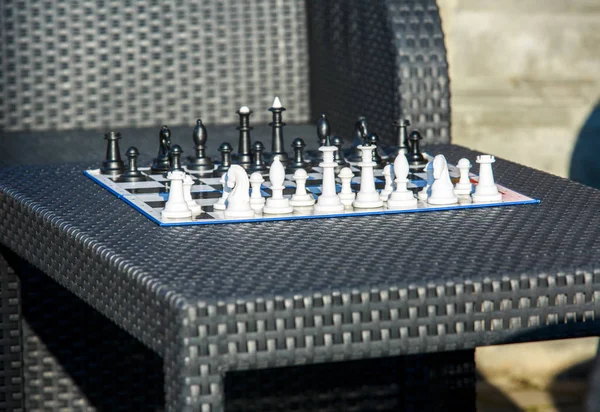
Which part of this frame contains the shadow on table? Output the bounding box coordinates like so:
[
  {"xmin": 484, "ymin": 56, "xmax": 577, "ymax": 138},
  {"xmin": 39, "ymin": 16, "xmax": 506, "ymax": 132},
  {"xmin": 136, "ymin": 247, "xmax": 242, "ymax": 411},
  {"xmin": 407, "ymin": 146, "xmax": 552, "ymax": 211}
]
[
  {"xmin": 570, "ymin": 101, "xmax": 600, "ymax": 190},
  {"xmin": 7, "ymin": 251, "xmax": 165, "ymax": 411}
]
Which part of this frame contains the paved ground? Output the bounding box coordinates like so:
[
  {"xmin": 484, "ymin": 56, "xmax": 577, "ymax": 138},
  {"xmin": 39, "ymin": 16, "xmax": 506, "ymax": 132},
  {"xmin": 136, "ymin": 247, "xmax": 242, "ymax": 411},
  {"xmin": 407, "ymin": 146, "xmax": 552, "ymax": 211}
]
[{"xmin": 437, "ymin": 1, "xmax": 600, "ymax": 410}]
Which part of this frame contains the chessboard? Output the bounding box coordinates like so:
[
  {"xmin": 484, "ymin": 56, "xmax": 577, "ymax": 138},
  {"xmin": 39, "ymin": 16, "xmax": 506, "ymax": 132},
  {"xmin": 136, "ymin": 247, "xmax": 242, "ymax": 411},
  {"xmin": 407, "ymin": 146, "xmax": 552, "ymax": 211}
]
[{"xmin": 84, "ymin": 159, "xmax": 539, "ymax": 226}]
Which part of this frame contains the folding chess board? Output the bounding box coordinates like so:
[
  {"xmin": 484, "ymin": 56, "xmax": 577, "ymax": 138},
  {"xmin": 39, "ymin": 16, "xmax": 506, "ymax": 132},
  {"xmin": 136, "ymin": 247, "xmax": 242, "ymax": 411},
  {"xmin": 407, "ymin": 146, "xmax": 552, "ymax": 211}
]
[{"xmin": 84, "ymin": 160, "xmax": 539, "ymax": 226}]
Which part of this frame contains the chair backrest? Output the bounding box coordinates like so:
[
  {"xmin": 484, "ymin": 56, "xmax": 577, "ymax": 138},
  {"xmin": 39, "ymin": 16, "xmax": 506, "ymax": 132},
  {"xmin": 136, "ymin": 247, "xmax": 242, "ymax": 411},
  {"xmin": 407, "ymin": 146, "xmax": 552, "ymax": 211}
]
[
  {"xmin": 0, "ymin": 1, "xmax": 311, "ymax": 132},
  {"xmin": 1, "ymin": 0, "xmax": 450, "ymax": 144}
]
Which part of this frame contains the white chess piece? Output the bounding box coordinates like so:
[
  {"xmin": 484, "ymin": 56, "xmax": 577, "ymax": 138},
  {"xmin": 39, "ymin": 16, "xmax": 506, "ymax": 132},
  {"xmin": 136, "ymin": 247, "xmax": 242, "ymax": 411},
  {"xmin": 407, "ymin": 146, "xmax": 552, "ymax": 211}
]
[
  {"xmin": 379, "ymin": 164, "xmax": 394, "ymax": 201},
  {"xmin": 314, "ymin": 141, "xmax": 345, "ymax": 213},
  {"xmin": 183, "ymin": 174, "xmax": 202, "ymax": 215},
  {"xmin": 162, "ymin": 170, "xmax": 192, "ymax": 219},
  {"xmin": 387, "ymin": 153, "xmax": 417, "ymax": 209},
  {"xmin": 417, "ymin": 161, "xmax": 433, "ymax": 201},
  {"xmin": 454, "ymin": 158, "xmax": 473, "ymax": 196},
  {"xmin": 289, "ymin": 169, "xmax": 316, "ymax": 207},
  {"xmin": 223, "ymin": 165, "xmax": 255, "ymax": 218},
  {"xmin": 213, "ymin": 173, "xmax": 231, "ymax": 210},
  {"xmin": 249, "ymin": 172, "xmax": 265, "ymax": 212},
  {"xmin": 263, "ymin": 158, "xmax": 294, "ymax": 214},
  {"xmin": 428, "ymin": 154, "xmax": 458, "ymax": 205},
  {"xmin": 472, "ymin": 155, "xmax": 502, "ymax": 203},
  {"xmin": 337, "ymin": 167, "xmax": 355, "ymax": 207},
  {"xmin": 352, "ymin": 145, "xmax": 384, "ymax": 209}
]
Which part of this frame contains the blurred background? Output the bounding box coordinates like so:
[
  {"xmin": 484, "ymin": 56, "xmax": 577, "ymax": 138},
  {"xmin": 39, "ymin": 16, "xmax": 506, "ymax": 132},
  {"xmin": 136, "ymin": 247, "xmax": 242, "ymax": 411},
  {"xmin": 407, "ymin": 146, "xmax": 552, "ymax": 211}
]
[{"xmin": 438, "ymin": 0, "xmax": 600, "ymax": 410}]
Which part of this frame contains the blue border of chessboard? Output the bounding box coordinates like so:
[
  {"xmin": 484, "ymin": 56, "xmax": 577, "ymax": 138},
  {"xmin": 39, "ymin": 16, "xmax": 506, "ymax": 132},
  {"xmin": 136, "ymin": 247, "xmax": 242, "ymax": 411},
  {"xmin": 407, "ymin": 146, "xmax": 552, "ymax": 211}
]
[{"xmin": 84, "ymin": 170, "xmax": 540, "ymax": 226}]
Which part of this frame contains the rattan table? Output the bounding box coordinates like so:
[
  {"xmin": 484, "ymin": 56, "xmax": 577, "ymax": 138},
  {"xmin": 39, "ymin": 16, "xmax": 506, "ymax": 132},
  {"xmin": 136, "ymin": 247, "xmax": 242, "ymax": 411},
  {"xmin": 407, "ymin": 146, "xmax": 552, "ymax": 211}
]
[{"xmin": 1, "ymin": 143, "xmax": 600, "ymax": 411}]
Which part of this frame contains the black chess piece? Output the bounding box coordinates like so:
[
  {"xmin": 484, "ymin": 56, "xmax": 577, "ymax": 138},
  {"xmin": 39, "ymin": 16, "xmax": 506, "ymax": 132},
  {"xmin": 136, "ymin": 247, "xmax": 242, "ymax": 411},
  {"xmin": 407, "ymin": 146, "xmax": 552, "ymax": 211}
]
[
  {"xmin": 306, "ymin": 114, "xmax": 330, "ymax": 162},
  {"xmin": 118, "ymin": 146, "xmax": 145, "ymax": 182},
  {"xmin": 346, "ymin": 117, "xmax": 368, "ymax": 163},
  {"xmin": 169, "ymin": 145, "xmax": 184, "ymax": 172},
  {"xmin": 369, "ymin": 133, "xmax": 386, "ymax": 168},
  {"xmin": 388, "ymin": 119, "xmax": 410, "ymax": 161},
  {"xmin": 215, "ymin": 142, "xmax": 233, "ymax": 177},
  {"xmin": 151, "ymin": 126, "xmax": 172, "ymax": 173},
  {"xmin": 100, "ymin": 131, "xmax": 125, "ymax": 175},
  {"xmin": 407, "ymin": 130, "xmax": 428, "ymax": 169},
  {"xmin": 235, "ymin": 106, "xmax": 253, "ymax": 169},
  {"xmin": 332, "ymin": 136, "xmax": 349, "ymax": 173},
  {"xmin": 267, "ymin": 98, "xmax": 289, "ymax": 165},
  {"xmin": 286, "ymin": 138, "xmax": 312, "ymax": 173},
  {"xmin": 249, "ymin": 141, "xmax": 268, "ymax": 174},
  {"xmin": 187, "ymin": 119, "xmax": 213, "ymax": 175}
]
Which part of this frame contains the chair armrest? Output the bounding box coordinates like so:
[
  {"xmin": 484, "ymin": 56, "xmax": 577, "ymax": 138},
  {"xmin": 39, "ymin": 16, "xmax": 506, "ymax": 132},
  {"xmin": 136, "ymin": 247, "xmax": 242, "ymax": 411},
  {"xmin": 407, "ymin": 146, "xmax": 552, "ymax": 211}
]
[{"xmin": 306, "ymin": 0, "xmax": 450, "ymax": 144}]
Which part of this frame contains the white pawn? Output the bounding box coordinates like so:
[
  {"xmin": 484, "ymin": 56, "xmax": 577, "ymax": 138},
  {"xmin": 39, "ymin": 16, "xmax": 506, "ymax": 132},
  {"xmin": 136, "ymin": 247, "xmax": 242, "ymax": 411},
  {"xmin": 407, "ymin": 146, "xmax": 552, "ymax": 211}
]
[
  {"xmin": 387, "ymin": 153, "xmax": 417, "ymax": 209},
  {"xmin": 454, "ymin": 158, "xmax": 473, "ymax": 196},
  {"xmin": 428, "ymin": 154, "xmax": 458, "ymax": 205},
  {"xmin": 213, "ymin": 173, "xmax": 231, "ymax": 210},
  {"xmin": 162, "ymin": 170, "xmax": 192, "ymax": 219},
  {"xmin": 263, "ymin": 158, "xmax": 294, "ymax": 214},
  {"xmin": 379, "ymin": 164, "xmax": 394, "ymax": 201},
  {"xmin": 183, "ymin": 174, "xmax": 202, "ymax": 215},
  {"xmin": 224, "ymin": 165, "xmax": 255, "ymax": 218},
  {"xmin": 249, "ymin": 172, "xmax": 265, "ymax": 212},
  {"xmin": 472, "ymin": 155, "xmax": 502, "ymax": 203},
  {"xmin": 289, "ymin": 169, "xmax": 316, "ymax": 207},
  {"xmin": 417, "ymin": 161, "xmax": 433, "ymax": 201},
  {"xmin": 337, "ymin": 167, "xmax": 356, "ymax": 207}
]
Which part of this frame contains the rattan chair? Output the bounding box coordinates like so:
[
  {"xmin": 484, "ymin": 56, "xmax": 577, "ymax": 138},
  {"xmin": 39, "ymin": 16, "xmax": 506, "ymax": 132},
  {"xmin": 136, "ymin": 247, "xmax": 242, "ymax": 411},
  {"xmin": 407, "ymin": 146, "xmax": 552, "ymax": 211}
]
[{"xmin": 0, "ymin": 1, "xmax": 451, "ymax": 410}]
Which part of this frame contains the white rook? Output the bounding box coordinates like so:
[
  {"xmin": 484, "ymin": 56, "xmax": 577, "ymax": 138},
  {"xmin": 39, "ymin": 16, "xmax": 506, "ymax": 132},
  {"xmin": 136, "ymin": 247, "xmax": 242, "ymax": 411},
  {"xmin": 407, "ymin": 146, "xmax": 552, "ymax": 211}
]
[
  {"xmin": 472, "ymin": 155, "xmax": 502, "ymax": 203},
  {"xmin": 162, "ymin": 170, "xmax": 192, "ymax": 219}
]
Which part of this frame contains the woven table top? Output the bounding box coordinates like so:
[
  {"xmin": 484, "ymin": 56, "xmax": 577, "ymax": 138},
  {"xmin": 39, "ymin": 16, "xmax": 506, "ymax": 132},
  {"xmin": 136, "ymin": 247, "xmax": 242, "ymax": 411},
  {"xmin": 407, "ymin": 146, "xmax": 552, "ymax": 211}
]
[{"xmin": 3, "ymin": 142, "xmax": 600, "ymax": 410}]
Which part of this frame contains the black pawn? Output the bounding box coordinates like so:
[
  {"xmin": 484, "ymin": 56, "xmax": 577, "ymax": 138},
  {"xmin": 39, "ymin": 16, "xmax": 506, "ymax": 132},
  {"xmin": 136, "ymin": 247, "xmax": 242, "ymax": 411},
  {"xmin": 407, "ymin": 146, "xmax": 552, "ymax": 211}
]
[
  {"xmin": 250, "ymin": 141, "xmax": 268, "ymax": 174},
  {"xmin": 332, "ymin": 136, "xmax": 349, "ymax": 173},
  {"xmin": 287, "ymin": 138, "xmax": 312, "ymax": 173},
  {"xmin": 407, "ymin": 130, "xmax": 428, "ymax": 169},
  {"xmin": 169, "ymin": 145, "xmax": 184, "ymax": 172},
  {"xmin": 118, "ymin": 147, "xmax": 145, "ymax": 182},
  {"xmin": 101, "ymin": 131, "xmax": 125, "ymax": 175},
  {"xmin": 187, "ymin": 119, "xmax": 213, "ymax": 175},
  {"xmin": 369, "ymin": 133, "xmax": 386, "ymax": 168},
  {"xmin": 151, "ymin": 126, "xmax": 172, "ymax": 173},
  {"xmin": 215, "ymin": 142, "xmax": 233, "ymax": 177}
]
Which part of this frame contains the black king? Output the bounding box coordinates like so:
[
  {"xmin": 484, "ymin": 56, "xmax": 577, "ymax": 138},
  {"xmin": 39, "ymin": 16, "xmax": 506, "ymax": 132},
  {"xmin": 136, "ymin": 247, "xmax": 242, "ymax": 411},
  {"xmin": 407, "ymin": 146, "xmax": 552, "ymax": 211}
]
[{"xmin": 267, "ymin": 96, "xmax": 289, "ymax": 165}]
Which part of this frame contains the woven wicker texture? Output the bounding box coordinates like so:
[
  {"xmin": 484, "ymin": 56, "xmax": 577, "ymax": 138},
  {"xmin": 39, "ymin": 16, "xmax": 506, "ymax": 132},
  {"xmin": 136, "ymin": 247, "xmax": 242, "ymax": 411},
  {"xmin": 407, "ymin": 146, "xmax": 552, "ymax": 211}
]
[
  {"xmin": 0, "ymin": 0, "xmax": 309, "ymax": 131},
  {"xmin": 17, "ymin": 260, "xmax": 164, "ymax": 412},
  {"xmin": 2, "ymin": 144, "xmax": 600, "ymax": 410},
  {"xmin": 0, "ymin": 248, "xmax": 24, "ymax": 412},
  {"xmin": 308, "ymin": 0, "xmax": 450, "ymax": 144}
]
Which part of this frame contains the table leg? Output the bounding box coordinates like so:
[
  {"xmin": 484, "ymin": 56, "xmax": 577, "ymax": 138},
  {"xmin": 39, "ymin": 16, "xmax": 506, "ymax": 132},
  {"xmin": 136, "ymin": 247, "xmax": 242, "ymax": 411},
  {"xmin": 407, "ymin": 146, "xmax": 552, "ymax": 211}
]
[{"xmin": 0, "ymin": 247, "xmax": 25, "ymax": 412}]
